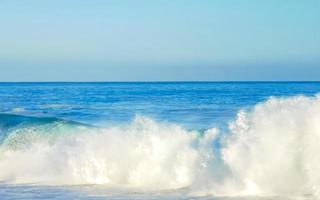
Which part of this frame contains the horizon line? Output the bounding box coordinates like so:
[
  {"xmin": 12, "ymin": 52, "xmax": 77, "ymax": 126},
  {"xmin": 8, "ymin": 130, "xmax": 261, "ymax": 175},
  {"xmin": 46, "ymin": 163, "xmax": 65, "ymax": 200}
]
[{"xmin": 1, "ymin": 81, "xmax": 320, "ymax": 83}]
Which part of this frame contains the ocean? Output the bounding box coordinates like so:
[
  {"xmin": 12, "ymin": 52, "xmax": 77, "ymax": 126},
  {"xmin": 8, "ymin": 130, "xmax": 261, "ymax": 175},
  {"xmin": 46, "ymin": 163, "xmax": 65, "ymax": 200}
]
[{"xmin": 0, "ymin": 82, "xmax": 319, "ymax": 200}]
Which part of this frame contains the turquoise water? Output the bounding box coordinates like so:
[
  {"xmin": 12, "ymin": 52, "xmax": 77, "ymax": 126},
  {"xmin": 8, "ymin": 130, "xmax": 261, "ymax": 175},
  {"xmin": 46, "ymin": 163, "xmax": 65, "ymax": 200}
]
[{"xmin": 0, "ymin": 82, "xmax": 319, "ymax": 200}]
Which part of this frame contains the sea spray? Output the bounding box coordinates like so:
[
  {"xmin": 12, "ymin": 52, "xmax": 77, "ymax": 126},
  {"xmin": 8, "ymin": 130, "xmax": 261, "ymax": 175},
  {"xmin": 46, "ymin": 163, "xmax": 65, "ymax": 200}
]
[
  {"xmin": 0, "ymin": 116, "xmax": 218, "ymax": 190},
  {"xmin": 1, "ymin": 95, "xmax": 320, "ymax": 198},
  {"xmin": 222, "ymin": 95, "xmax": 320, "ymax": 197}
]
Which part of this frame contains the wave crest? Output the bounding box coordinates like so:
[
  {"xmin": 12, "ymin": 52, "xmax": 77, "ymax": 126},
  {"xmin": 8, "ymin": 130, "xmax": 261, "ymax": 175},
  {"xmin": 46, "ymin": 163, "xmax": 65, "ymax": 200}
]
[
  {"xmin": 1, "ymin": 95, "xmax": 320, "ymax": 198},
  {"xmin": 223, "ymin": 95, "xmax": 320, "ymax": 197},
  {"xmin": 0, "ymin": 116, "xmax": 218, "ymax": 191}
]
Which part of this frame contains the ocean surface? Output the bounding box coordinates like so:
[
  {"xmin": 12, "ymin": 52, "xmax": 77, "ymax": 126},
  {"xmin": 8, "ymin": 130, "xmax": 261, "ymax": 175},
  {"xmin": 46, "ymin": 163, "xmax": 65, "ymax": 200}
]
[{"xmin": 0, "ymin": 82, "xmax": 319, "ymax": 200}]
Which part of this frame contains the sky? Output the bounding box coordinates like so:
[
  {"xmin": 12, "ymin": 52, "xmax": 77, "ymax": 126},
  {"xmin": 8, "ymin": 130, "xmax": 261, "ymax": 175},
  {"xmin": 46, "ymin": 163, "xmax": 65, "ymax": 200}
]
[{"xmin": 0, "ymin": 0, "xmax": 319, "ymax": 81}]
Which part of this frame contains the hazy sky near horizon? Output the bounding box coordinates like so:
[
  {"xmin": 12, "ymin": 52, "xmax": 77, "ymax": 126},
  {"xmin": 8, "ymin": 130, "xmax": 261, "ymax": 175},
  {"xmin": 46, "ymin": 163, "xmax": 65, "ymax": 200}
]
[{"xmin": 0, "ymin": 0, "xmax": 319, "ymax": 81}]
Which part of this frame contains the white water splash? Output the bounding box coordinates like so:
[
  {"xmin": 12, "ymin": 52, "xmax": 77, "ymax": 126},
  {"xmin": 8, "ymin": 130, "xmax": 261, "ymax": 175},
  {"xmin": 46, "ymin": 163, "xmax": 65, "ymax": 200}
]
[
  {"xmin": 222, "ymin": 95, "xmax": 320, "ymax": 197},
  {"xmin": 1, "ymin": 95, "xmax": 320, "ymax": 199}
]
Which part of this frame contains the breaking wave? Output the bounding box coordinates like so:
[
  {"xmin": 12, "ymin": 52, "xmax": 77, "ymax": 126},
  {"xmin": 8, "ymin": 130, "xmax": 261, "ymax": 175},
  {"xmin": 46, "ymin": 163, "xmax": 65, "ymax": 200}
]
[{"xmin": 1, "ymin": 94, "xmax": 320, "ymax": 198}]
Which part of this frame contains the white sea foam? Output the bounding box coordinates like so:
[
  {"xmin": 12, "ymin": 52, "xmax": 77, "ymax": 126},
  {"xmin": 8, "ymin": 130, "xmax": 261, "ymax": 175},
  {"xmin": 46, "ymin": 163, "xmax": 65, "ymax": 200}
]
[
  {"xmin": 11, "ymin": 107, "xmax": 25, "ymax": 113},
  {"xmin": 1, "ymin": 95, "xmax": 320, "ymax": 198},
  {"xmin": 0, "ymin": 116, "xmax": 218, "ymax": 191},
  {"xmin": 222, "ymin": 95, "xmax": 320, "ymax": 197}
]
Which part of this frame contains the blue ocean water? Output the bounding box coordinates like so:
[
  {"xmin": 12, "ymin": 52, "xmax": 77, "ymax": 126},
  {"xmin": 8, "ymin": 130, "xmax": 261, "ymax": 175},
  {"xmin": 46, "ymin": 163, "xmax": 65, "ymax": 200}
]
[
  {"xmin": 0, "ymin": 82, "xmax": 319, "ymax": 200},
  {"xmin": 1, "ymin": 82, "xmax": 319, "ymax": 129}
]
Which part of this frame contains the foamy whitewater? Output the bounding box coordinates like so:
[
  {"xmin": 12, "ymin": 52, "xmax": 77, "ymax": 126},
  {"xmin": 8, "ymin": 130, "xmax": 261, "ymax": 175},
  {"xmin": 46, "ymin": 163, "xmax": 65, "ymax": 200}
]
[{"xmin": 0, "ymin": 82, "xmax": 319, "ymax": 200}]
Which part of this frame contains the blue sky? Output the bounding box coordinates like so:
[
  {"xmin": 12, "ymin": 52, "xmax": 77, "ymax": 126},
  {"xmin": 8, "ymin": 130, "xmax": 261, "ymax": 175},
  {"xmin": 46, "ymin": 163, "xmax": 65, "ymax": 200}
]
[{"xmin": 0, "ymin": 0, "xmax": 319, "ymax": 81}]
